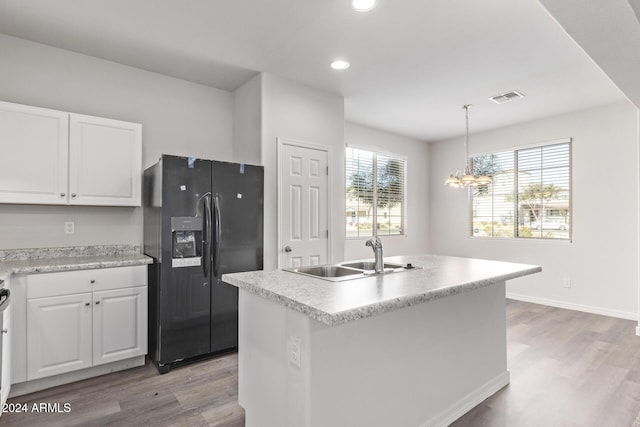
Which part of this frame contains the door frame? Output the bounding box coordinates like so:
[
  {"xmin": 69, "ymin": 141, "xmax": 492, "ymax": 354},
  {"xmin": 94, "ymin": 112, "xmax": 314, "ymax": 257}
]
[{"xmin": 277, "ymin": 137, "xmax": 333, "ymax": 269}]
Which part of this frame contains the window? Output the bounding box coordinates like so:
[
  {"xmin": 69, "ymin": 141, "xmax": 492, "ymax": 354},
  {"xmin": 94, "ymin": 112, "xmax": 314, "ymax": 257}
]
[
  {"xmin": 345, "ymin": 146, "xmax": 406, "ymax": 238},
  {"xmin": 471, "ymin": 139, "xmax": 571, "ymax": 240}
]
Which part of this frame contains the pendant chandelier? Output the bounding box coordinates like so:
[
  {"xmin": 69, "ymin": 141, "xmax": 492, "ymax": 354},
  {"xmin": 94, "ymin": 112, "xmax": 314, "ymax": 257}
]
[{"xmin": 444, "ymin": 104, "xmax": 492, "ymax": 188}]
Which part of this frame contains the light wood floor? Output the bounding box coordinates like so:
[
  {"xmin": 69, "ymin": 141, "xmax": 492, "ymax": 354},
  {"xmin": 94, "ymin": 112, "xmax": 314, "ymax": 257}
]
[{"xmin": 2, "ymin": 300, "xmax": 640, "ymax": 426}]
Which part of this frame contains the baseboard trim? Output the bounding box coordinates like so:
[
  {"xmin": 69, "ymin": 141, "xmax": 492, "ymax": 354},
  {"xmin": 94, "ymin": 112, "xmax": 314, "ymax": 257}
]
[
  {"xmin": 421, "ymin": 371, "xmax": 510, "ymax": 427},
  {"xmin": 506, "ymin": 292, "xmax": 638, "ymax": 321},
  {"xmin": 9, "ymin": 356, "xmax": 145, "ymax": 398}
]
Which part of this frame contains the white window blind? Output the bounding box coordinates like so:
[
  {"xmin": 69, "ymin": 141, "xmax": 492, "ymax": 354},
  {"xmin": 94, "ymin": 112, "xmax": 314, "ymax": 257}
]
[
  {"xmin": 345, "ymin": 147, "xmax": 406, "ymax": 238},
  {"xmin": 471, "ymin": 139, "xmax": 571, "ymax": 240},
  {"xmin": 471, "ymin": 151, "xmax": 515, "ymax": 238}
]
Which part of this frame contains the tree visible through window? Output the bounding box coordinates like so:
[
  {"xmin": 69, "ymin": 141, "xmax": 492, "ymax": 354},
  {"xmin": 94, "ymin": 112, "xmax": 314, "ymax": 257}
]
[
  {"xmin": 471, "ymin": 139, "xmax": 571, "ymax": 240},
  {"xmin": 345, "ymin": 147, "xmax": 406, "ymax": 238}
]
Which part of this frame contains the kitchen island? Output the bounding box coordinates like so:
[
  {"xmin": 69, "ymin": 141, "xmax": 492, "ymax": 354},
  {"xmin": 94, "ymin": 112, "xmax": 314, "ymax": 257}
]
[{"xmin": 222, "ymin": 254, "xmax": 541, "ymax": 427}]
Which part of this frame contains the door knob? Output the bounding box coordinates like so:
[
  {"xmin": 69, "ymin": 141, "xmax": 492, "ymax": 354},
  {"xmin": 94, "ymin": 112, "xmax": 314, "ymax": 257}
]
[{"xmin": 284, "ymin": 246, "xmax": 292, "ymax": 253}]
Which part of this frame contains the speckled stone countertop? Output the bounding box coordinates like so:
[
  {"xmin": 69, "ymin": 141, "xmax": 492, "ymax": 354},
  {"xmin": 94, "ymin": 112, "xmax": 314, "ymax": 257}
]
[
  {"xmin": 222, "ymin": 254, "xmax": 541, "ymax": 326},
  {"xmin": 0, "ymin": 245, "xmax": 152, "ymax": 277}
]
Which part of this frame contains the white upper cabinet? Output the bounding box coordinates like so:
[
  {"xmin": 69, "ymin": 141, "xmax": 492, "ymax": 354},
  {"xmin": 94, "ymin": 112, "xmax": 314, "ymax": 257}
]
[
  {"xmin": 0, "ymin": 101, "xmax": 142, "ymax": 206},
  {"xmin": 0, "ymin": 101, "xmax": 69, "ymax": 205},
  {"xmin": 69, "ymin": 114, "xmax": 142, "ymax": 206}
]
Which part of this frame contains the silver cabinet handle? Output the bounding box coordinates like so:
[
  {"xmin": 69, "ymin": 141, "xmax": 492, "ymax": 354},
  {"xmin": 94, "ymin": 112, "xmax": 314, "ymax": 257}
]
[
  {"xmin": 95, "ymin": 301, "xmax": 100, "ymax": 305},
  {"xmin": 1, "ymin": 329, "xmax": 7, "ymax": 334},
  {"xmin": 71, "ymin": 193, "xmax": 77, "ymax": 198},
  {"xmin": 284, "ymin": 246, "xmax": 292, "ymax": 253},
  {"xmin": 90, "ymin": 280, "xmax": 95, "ymax": 284},
  {"xmin": 85, "ymin": 302, "xmax": 90, "ymax": 306},
  {"xmin": 60, "ymin": 192, "xmax": 66, "ymax": 197}
]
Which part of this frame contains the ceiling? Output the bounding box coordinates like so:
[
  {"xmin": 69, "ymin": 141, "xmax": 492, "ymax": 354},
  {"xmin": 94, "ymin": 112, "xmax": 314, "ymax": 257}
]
[
  {"xmin": 0, "ymin": 0, "xmax": 630, "ymax": 141},
  {"xmin": 538, "ymin": 0, "xmax": 640, "ymax": 112}
]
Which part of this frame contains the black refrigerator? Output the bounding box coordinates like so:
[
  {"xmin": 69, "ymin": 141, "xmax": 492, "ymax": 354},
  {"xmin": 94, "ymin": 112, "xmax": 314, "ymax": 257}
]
[{"xmin": 143, "ymin": 154, "xmax": 263, "ymax": 373}]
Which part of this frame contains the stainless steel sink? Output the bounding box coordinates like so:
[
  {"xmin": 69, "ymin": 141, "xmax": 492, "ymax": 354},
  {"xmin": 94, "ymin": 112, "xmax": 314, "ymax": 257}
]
[
  {"xmin": 286, "ymin": 265, "xmax": 367, "ymax": 282},
  {"xmin": 285, "ymin": 260, "xmax": 419, "ymax": 282},
  {"xmin": 339, "ymin": 261, "xmax": 404, "ymax": 271}
]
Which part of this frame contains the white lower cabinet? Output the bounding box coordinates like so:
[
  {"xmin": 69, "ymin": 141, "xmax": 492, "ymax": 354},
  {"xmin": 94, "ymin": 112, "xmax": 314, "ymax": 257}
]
[
  {"xmin": 24, "ymin": 266, "xmax": 147, "ymax": 381},
  {"xmin": 27, "ymin": 293, "xmax": 93, "ymax": 380},
  {"xmin": 93, "ymin": 286, "xmax": 147, "ymax": 366},
  {"xmin": 1, "ymin": 277, "xmax": 12, "ymax": 407}
]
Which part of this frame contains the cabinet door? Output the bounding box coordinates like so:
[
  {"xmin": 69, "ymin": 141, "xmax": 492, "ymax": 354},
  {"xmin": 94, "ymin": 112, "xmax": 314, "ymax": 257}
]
[
  {"xmin": 69, "ymin": 114, "xmax": 142, "ymax": 206},
  {"xmin": 27, "ymin": 293, "xmax": 93, "ymax": 380},
  {"xmin": 0, "ymin": 101, "xmax": 69, "ymax": 204},
  {"xmin": 93, "ymin": 286, "xmax": 147, "ymax": 366},
  {"xmin": 1, "ymin": 299, "xmax": 11, "ymax": 406}
]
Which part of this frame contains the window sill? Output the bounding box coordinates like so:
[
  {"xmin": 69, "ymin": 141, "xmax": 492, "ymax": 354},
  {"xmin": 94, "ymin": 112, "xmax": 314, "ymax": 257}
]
[{"xmin": 468, "ymin": 236, "xmax": 573, "ymax": 244}]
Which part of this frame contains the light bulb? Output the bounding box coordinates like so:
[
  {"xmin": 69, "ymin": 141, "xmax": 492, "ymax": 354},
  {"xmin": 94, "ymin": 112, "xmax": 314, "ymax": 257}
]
[
  {"xmin": 352, "ymin": 0, "xmax": 376, "ymax": 12},
  {"xmin": 330, "ymin": 59, "xmax": 351, "ymax": 70}
]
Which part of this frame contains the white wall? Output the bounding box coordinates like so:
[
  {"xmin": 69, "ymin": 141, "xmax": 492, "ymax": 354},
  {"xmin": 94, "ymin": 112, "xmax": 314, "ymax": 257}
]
[
  {"xmin": 233, "ymin": 74, "xmax": 262, "ymax": 165},
  {"xmin": 429, "ymin": 101, "xmax": 639, "ymax": 318},
  {"xmin": 260, "ymin": 73, "xmax": 345, "ymax": 270},
  {"xmin": 344, "ymin": 122, "xmax": 430, "ymax": 260},
  {"xmin": 0, "ymin": 35, "xmax": 233, "ymax": 249}
]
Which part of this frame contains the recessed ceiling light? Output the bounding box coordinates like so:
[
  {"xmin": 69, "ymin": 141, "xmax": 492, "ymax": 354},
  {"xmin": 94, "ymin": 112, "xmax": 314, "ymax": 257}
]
[
  {"xmin": 352, "ymin": 0, "xmax": 376, "ymax": 12},
  {"xmin": 330, "ymin": 59, "xmax": 350, "ymax": 70}
]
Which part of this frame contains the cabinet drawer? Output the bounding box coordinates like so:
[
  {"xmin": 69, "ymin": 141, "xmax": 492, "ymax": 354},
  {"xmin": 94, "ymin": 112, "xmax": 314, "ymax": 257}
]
[{"xmin": 27, "ymin": 266, "xmax": 147, "ymax": 299}]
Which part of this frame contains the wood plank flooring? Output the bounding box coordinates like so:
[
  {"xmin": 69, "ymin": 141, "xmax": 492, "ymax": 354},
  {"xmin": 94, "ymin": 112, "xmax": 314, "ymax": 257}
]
[
  {"xmin": 453, "ymin": 300, "xmax": 640, "ymax": 427},
  {"xmin": 0, "ymin": 354, "xmax": 244, "ymax": 427},
  {"xmin": 1, "ymin": 300, "xmax": 639, "ymax": 426}
]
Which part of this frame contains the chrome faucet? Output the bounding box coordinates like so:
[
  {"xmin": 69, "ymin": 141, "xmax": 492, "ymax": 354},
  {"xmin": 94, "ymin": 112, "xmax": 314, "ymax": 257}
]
[{"xmin": 365, "ymin": 237, "xmax": 384, "ymax": 273}]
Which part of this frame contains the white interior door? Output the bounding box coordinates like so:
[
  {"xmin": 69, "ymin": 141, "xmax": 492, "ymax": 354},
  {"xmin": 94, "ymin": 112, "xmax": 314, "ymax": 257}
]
[{"xmin": 279, "ymin": 139, "xmax": 330, "ymax": 268}]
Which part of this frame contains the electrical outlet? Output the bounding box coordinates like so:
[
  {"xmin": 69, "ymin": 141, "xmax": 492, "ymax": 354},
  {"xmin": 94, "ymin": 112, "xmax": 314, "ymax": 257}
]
[
  {"xmin": 64, "ymin": 221, "xmax": 75, "ymax": 234},
  {"xmin": 289, "ymin": 336, "xmax": 301, "ymax": 368},
  {"xmin": 563, "ymin": 278, "xmax": 572, "ymax": 288}
]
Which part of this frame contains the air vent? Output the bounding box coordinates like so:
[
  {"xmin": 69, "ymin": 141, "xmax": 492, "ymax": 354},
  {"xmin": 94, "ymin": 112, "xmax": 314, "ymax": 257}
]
[{"xmin": 489, "ymin": 90, "xmax": 525, "ymax": 104}]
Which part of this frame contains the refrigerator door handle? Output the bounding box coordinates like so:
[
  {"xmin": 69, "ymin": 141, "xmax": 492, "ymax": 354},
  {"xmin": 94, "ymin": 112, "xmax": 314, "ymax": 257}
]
[
  {"xmin": 213, "ymin": 193, "xmax": 222, "ymax": 278},
  {"xmin": 203, "ymin": 194, "xmax": 212, "ymax": 278},
  {"xmin": 0, "ymin": 289, "xmax": 10, "ymax": 313}
]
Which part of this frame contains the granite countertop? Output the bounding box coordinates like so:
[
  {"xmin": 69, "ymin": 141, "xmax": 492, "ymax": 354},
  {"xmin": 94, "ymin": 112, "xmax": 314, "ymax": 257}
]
[
  {"xmin": 0, "ymin": 245, "xmax": 153, "ymax": 277},
  {"xmin": 222, "ymin": 254, "xmax": 541, "ymax": 326}
]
